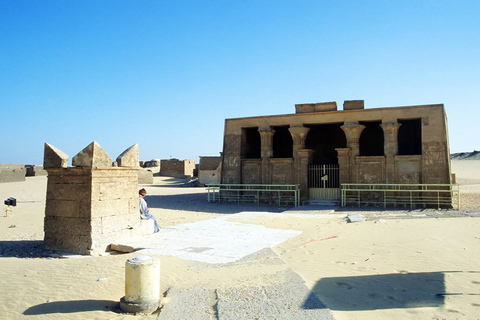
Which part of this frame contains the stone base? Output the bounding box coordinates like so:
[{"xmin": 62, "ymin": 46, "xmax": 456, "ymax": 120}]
[
  {"xmin": 141, "ymin": 219, "xmax": 155, "ymax": 235},
  {"xmin": 120, "ymin": 296, "xmax": 161, "ymax": 314}
]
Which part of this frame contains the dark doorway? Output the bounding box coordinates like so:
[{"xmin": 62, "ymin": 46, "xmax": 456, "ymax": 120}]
[
  {"xmin": 359, "ymin": 121, "xmax": 384, "ymax": 156},
  {"xmin": 241, "ymin": 127, "xmax": 261, "ymax": 159},
  {"xmin": 398, "ymin": 119, "xmax": 422, "ymax": 155},
  {"xmin": 272, "ymin": 126, "xmax": 293, "ymax": 158},
  {"xmin": 305, "ymin": 123, "xmax": 346, "ymax": 164}
]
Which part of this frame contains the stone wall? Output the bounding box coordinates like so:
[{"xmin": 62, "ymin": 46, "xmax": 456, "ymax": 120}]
[
  {"xmin": 160, "ymin": 159, "xmax": 196, "ymax": 178},
  {"xmin": 26, "ymin": 165, "xmax": 48, "ymax": 177},
  {"xmin": 43, "ymin": 142, "xmax": 145, "ymax": 255},
  {"xmin": 0, "ymin": 164, "xmax": 26, "ymax": 183},
  {"xmin": 198, "ymin": 156, "xmax": 222, "ymax": 186}
]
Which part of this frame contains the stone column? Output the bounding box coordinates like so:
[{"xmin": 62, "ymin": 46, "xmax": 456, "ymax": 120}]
[
  {"xmin": 297, "ymin": 149, "xmax": 314, "ymax": 200},
  {"xmin": 340, "ymin": 123, "xmax": 365, "ymax": 156},
  {"xmin": 340, "ymin": 124, "xmax": 365, "ymax": 182},
  {"xmin": 336, "ymin": 148, "xmax": 351, "ymax": 183},
  {"xmin": 258, "ymin": 128, "xmax": 275, "ymax": 184},
  {"xmin": 289, "ymin": 126, "xmax": 311, "ymax": 198},
  {"xmin": 380, "ymin": 122, "xmax": 402, "ymax": 183},
  {"xmin": 289, "ymin": 126, "xmax": 310, "ymax": 154}
]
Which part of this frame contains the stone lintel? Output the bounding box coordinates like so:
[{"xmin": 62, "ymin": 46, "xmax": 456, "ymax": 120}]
[
  {"xmin": 295, "ymin": 102, "xmax": 337, "ymax": 113},
  {"xmin": 116, "ymin": 143, "xmax": 140, "ymax": 168},
  {"xmin": 343, "ymin": 100, "xmax": 365, "ymax": 110},
  {"xmin": 44, "ymin": 143, "xmax": 69, "ymax": 168},
  {"xmin": 72, "ymin": 141, "xmax": 112, "ymax": 168}
]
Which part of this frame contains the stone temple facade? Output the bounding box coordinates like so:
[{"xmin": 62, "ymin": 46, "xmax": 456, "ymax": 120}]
[{"xmin": 220, "ymin": 101, "xmax": 451, "ymax": 202}]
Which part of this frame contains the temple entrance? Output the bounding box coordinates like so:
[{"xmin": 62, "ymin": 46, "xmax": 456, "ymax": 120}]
[
  {"xmin": 305, "ymin": 123, "xmax": 345, "ymax": 200},
  {"xmin": 308, "ymin": 164, "xmax": 340, "ymax": 200}
]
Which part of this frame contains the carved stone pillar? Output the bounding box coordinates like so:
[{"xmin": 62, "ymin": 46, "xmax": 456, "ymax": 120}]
[
  {"xmin": 258, "ymin": 128, "xmax": 275, "ymax": 159},
  {"xmin": 297, "ymin": 149, "xmax": 314, "ymax": 200},
  {"xmin": 340, "ymin": 123, "xmax": 365, "ymax": 182},
  {"xmin": 336, "ymin": 148, "xmax": 351, "ymax": 183},
  {"xmin": 288, "ymin": 126, "xmax": 310, "ymax": 155},
  {"xmin": 289, "ymin": 126, "xmax": 311, "ymax": 197},
  {"xmin": 380, "ymin": 122, "xmax": 402, "ymax": 183},
  {"xmin": 258, "ymin": 128, "xmax": 275, "ymax": 183},
  {"xmin": 340, "ymin": 123, "xmax": 365, "ymax": 156}
]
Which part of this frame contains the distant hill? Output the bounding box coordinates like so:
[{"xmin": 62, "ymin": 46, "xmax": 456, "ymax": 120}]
[{"xmin": 451, "ymin": 151, "xmax": 480, "ymax": 160}]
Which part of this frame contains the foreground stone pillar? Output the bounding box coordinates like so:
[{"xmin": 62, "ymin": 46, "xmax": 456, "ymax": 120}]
[
  {"xmin": 120, "ymin": 256, "xmax": 161, "ymax": 314},
  {"xmin": 43, "ymin": 142, "xmax": 142, "ymax": 255},
  {"xmin": 380, "ymin": 122, "xmax": 402, "ymax": 183}
]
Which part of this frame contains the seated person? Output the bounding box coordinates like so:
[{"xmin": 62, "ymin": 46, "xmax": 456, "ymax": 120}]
[{"xmin": 138, "ymin": 188, "xmax": 160, "ymax": 233}]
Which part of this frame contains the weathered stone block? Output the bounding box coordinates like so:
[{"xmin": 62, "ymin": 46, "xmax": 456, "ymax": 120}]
[
  {"xmin": 44, "ymin": 215, "xmax": 92, "ymax": 236},
  {"xmin": 116, "ymin": 144, "xmax": 139, "ymax": 168},
  {"xmin": 72, "ymin": 141, "xmax": 112, "ymax": 168},
  {"xmin": 46, "ymin": 182, "xmax": 90, "ymax": 201},
  {"xmin": 44, "ymin": 143, "xmax": 69, "ymax": 168},
  {"xmin": 343, "ymin": 100, "xmax": 365, "ymax": 110},
  {"xmin": 295, "ymin": 102, "xmax": 337, "ymax": 113},
  {"xmin": 138, "ymin": 169, "xmax": 154, "ymax": 184},
  {"xmin": 0, "ymin": 164, "xmax": 26, "ymax": 183}
]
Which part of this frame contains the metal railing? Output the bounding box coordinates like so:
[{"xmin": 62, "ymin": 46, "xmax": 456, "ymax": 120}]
[
  {"xmin": 206, "ymin": 184, "xmax": 300, "ymax": 207},
  {"xmin": 341, "ymin": 183, "xmax": 460, "ymax": 210}
]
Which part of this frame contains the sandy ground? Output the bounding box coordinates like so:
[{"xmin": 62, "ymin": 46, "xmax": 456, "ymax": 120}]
[{"xmin": 0, "ymin": 160, "xmax": 479, "ymax": 319}]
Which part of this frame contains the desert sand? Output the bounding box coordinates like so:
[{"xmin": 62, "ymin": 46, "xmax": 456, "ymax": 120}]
[{"xmin": 0, "ymin": 160, "xmax": 479, "ymax": 319}]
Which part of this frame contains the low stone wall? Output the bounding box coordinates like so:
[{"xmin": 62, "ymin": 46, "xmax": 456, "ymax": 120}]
[
  {"xmin": 0, "ymin": 164, "xmax": 26, "ymax": 183},
  {"xmin": 26, "ymin": 165, "xmax": 48, "ymax": 177},
  {"xmin": 160, "ymin": 159, "xmax": 195, "ymax": 178}
]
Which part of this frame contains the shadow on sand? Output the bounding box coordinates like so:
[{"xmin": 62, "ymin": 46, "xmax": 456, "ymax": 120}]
[
  {"xmin": 23, "ymin": 299, "xmax": 121, "ymax": 315},
  {"xmin": 0, "ymin": 240, "xmax": 45, "ymax": 258},
  {"xmin": 304, "ymin": 272, "xmax": 446, "ymax": 311},
  {"xmin": 144, "ymin": 192, "xmax": 287, "ymax": 215}
]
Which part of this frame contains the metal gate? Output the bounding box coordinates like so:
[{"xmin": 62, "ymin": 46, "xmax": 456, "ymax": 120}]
[{"xmin": 308, "ymin": 164, "xmax": 340, "ymax": 200}]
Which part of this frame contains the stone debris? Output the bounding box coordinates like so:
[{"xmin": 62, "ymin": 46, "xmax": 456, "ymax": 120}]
[{"xmin": 347, "ymin": 214, "xmax": 365, "ymax": 223}]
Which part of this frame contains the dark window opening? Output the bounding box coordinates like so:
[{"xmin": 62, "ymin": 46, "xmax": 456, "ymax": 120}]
[
  {"xmin": 359, "ymin": 121, "xmax": 384, "ymax": 156},
  {"xmin": 241, "ymin": 127, "xmax": 261, "ymax": 158},
  {"xmin": 305, "ymin": 123, "xmax": 346, "ymax": 164},
  {"xmin": 272, "ymin": 126, "xmax": 293, "ymax": 158},
  {"xmin": 398, "ymin": 118, "xmax": 422, "ymax": 155}
]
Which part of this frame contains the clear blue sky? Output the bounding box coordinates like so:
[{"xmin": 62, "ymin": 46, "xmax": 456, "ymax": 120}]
[{"xmin": 1, "ymin": 1, "xmax": 479, "ymax": 165}]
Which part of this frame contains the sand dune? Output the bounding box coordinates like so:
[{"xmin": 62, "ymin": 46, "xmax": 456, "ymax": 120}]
[{"xmin": 0, "ymin": 160, "xmax": 479, "ymax": 319}]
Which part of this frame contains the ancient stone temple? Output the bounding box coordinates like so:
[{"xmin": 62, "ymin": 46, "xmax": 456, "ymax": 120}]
[
  {"xmin": 220, "ymin": 101, "xmax": 452, "ymax": 204},
  {"xmin": 43, "ymin": 142, "xmax": 147, "ymax": 255}
]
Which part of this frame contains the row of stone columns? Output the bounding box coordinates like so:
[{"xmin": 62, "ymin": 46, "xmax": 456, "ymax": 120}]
[{"xmin": 256, "ymin": 122, "xmax": 403, "ymax": 186}]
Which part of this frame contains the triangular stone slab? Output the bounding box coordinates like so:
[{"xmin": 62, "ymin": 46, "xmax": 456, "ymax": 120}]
[
  {"xmin": 72, "ymin": 141, "xmax": 112, "ymax": 168},
  {"xmin": 116, "ymin": 143, "xmax": 139, "ymax": 167},
  {"xmin": 43, "ymin": 143, "xmax": 69, "ymax": 168}
]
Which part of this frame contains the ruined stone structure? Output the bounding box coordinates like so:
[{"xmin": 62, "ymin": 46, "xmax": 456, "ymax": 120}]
[
  {"xmin": 160, "ymin": 159, "xmax": 195, "ymax": 178},
  {"xmin": 26, "ymin": 165, "xmax": 48, "ymax": 177},
  {"xmin": 141, "ymin": 159, "xmax": 161, "ymax": 174},
  {"xmin": 0, "ymin": 164, "xmax": 26, "ymax": 183},
  {"xmin": 221, "ymin": 101, "xmax": 451, "ymax": 202},
  {"xmin": 198, "ymin": 156, "xmax": 222, "ymax": 186},
  {"xmin": 43, "ymin": 142, "xmax": 149, "ymax": 255}
]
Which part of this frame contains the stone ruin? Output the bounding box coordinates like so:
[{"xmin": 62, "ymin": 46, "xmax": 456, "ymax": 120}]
[
  {"xmin": 43, "ymin": 141, "xmax": 152, "ymax": 255},
  {"xmin": 160, "ymin": 158, "xmax": 195, "ymax": 178}
]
